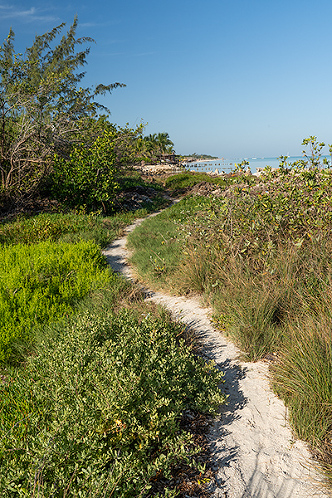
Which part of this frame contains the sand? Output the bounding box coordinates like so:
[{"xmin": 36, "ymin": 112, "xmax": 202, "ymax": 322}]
[{"xmin": 102, "ymin": 216, "xmax": 330, "ymax": 498}]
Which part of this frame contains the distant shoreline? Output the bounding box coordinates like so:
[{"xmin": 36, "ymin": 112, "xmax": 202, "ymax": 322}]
[{"xmin": 189, "ymin": 158, "xmax": 223, "ymax": 163}]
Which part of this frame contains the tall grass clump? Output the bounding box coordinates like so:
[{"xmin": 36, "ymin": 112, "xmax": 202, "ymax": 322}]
[
  {"xmin": 164, "ymin": 166, "xmax": 332, "ymax": 357},
  {"xmin": 0, "ymin": 240, "xmax": 110, "ymax": 363},
  {"xmin": 272, "ymin": 314, "xmax": 332, "ymax": 479},
  {"xmin": 0, "ymin": 309, "xmax": 224, "ymax": 497}
]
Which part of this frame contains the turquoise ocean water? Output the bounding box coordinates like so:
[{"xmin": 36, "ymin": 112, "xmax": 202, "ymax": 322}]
[{"xmin": 183, "ymin": 156, "xmax": 332, "ymax": 175}]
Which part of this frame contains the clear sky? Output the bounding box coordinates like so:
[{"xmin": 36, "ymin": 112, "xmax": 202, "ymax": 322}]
[{"xmin": 1, "ymin": 0, "xmax": 332, "ymax": 158}]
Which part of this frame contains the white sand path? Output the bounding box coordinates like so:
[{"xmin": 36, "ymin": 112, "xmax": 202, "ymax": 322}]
[{"xmin": 102, "ymin": 215, "xmax": 330, "ymax": 498}]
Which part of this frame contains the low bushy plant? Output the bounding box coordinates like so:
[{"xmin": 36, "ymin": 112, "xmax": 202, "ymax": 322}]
[
  {"xmin": 0, "ymin": 240, "xmax": 110, "ymax": 363},
  {"xmin": 0, "ymin": 309, "xmax": 224, "ymax": 497}
]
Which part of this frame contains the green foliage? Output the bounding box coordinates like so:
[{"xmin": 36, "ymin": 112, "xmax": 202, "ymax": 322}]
[
  {"xmin": 137, "ymin": 132, "xmax": 175, "ymax": 163},
  {"xmin": 185, "ymin": 154, "xmax": 218, "ymax": 160},
  {"xmin": 164, "ymin": 172, "xmax": 227, "ymax": 192},
  {"xmin": 0, "ymin": 309, "xmax": 224, "ymax": 496},
  {"xmin": 299, "ymin": 136, "xmax": 331, "ymax": 169},
  {"xmin": 0, "ymin": 194, "xmax": 224, "ymax": 495},
  {"xmin": 0, "ymin": 18, "xmax": 124, "ymax": 203},
  {"xmin": 52, "ymin": 129, "xmax": 119, "ymax": 212},
  {"xmin": 234, "ymin": 159, "xmax": 249, "ymax": 172},
  {"xmin": 162, "ymin": 168, "xmax": 332, "ymax": 358},
  {"xmin": 0, "ymin": 240, "xmax": 109, "ymax": 363},
  {"xmin": 274, "ymin": 136, "xmax": 332, "ymax": 172},
  {"xmin": 164, "ymin": 171, "xmax": 255, "ymax": 194},
  {"xmin": 145, "ymin": 132, "xmax": 174, "ymax": 155},
  {"xmin": 0, "ymin": 212, "xmax": 112, "ymax": 246},
  {"xmin": 0, "ymin": 199, "xmax": 170, "ymax": 248}
]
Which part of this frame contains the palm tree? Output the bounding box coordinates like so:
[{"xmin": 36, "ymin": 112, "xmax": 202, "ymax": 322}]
[
  {"xmin": 155, "ymin": 132, "xmax": 174, "ymax": 156},
  {"xmin": 141, "ymin": 132, "xmax": 174, "ymax": 163}
]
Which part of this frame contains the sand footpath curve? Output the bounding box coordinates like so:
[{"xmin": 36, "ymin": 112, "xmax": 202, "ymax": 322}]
[{"xmin": 103, "ymin": 216, "xmax": 330, "ymax": 498}]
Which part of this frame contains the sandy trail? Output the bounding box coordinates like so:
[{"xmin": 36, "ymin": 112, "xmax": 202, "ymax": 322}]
[{"xmin": 103, "ymin": 216, "xmax": 330, "ymax": 498}]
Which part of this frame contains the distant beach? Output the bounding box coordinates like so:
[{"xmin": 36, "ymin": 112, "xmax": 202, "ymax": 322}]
[{"xmin": 183, "ymin": 156, "xmax": 332, "ymax": 175}]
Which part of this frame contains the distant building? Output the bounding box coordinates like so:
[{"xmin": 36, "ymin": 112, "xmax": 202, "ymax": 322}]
[{"xmin": 159, "ymin": 153, "xmax": 179, "ymax": 164}]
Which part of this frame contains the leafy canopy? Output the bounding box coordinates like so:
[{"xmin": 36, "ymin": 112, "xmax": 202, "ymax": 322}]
[{"xmin": 0, "ymin": 17, "xmax": 124, "ymax": 201}]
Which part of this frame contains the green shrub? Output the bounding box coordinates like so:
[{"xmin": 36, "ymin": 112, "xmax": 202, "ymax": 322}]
[
  {"xmin": 164, "ymin": 171, "xmax": 256, "ymax": 193},
  {"xmin": 0, "ymin": 310, "xmax": 224, "ymax": 497},
  {"xmin": 51, "ymin": 129, "xmax": 119, "ymax": 212},
  {"xmin": 164, "ymin": 172, "xmax": 228, "ymax": 192},
  {"xmin": 0, "ymin": 240, "xmax": 110, "ymax": 363}
]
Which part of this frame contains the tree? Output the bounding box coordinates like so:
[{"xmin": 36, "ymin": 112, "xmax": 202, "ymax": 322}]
[
  {"xmin": 52, "ymin": 128, "xmax": 119, "ymax": 212},
  {"xmin": 155, "ymin": 132, "xmax": 174, "ymax": 156},
  {"xmin": 140, "ymin": 132, "xmax": 174, "ymax": 163},
  {"xmin": 51, "ymin": 119, "xmax": 146, "ymax": 212},
  {"xmin": 0, "ymin": 18, "xmax": 124, "ymax": 205}
]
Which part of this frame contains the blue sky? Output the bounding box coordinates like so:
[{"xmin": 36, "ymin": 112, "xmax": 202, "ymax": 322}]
[{"xmin": 1, "ymin": 0, "xmax": 332, "ymax": 158}]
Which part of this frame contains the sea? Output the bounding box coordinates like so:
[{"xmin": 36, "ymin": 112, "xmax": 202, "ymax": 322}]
[{"xmin": 183, "ymin": 156, "xmax": 332, "ymax": 175}]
